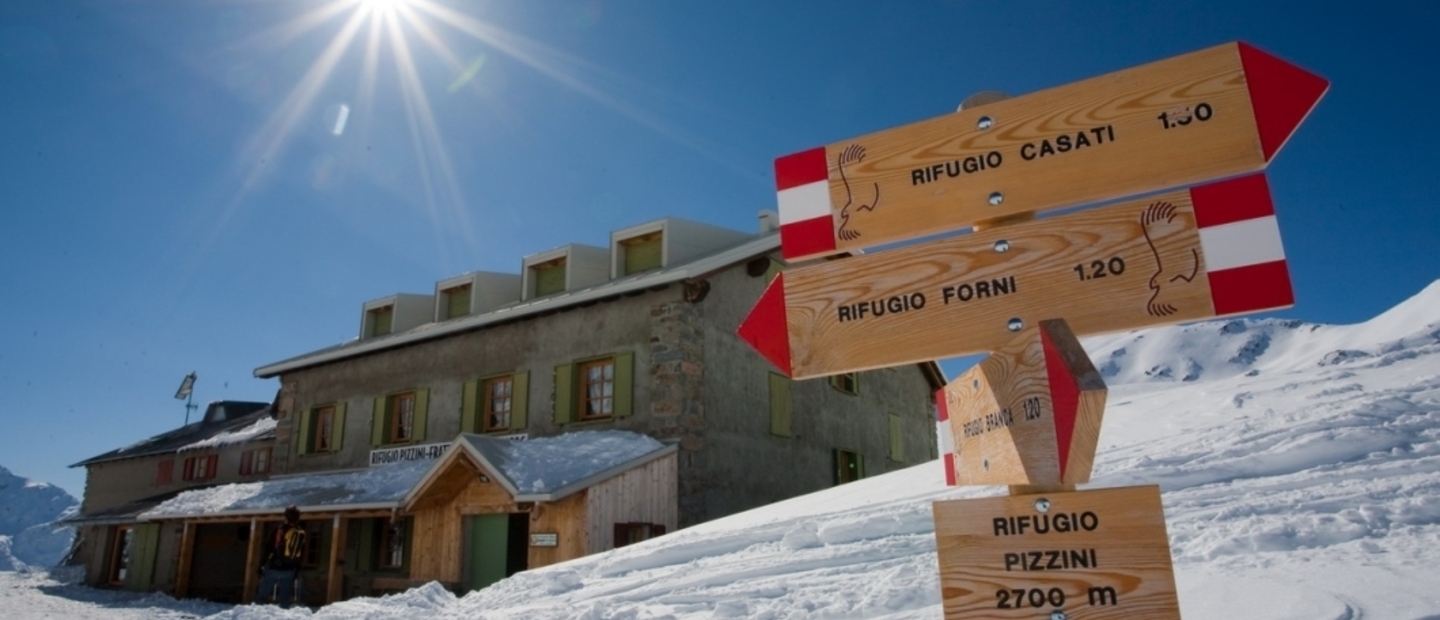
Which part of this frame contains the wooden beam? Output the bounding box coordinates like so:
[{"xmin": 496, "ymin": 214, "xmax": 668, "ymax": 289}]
[
  {"xmin": 173, "ymin": 521, "xmax": 195, "ymax": 600},
  {"xmin": 326, "ymin": 515, "xmax": 347, "ymax": 604},
  {"xmin": 242, "ymin": 518, "xmax": 261, "ymax": 604}
]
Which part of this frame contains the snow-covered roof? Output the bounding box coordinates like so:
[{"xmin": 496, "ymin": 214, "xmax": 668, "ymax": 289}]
[
  {"xmin": 137, "ymin": 430, "xmax": 674, "ymax": 520},
  {"xmin": 70, "ymin": 402, "xmax": 273, "ymax": 468},
  {"xmin": 419, "ymin": 430, "xmax": 674, "ymax": 503},
  {"xmin": 254, "ymin": 233, "xmax": 780, "ymax": 378},
  {"xmin": 140, "ymin": 461, "xmax": 432, "ymax": 520}
]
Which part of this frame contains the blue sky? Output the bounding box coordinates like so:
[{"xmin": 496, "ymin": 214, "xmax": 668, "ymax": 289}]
[{"xmin": 2, "ymin": 0, "xmax": 1437, "ymax": 497}]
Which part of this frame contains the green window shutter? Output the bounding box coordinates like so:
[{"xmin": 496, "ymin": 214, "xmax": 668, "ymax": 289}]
[
  {"xmin": 399, "ymin": 519, "xmax": 413, "ymax": 572},
  {"xmin": 833, "ymin": 449, "xmax": 843, "ymax": 485},
  {"xmin": 333, "ymin": 402, "xmax": 347, "ymax": 451},
  {"xmin": 413, "ymin": 389, "xmax": 429, "ymax": 442},
  {"xmin": 623, "ymin": 234, "xmax": 663, "ymax": 274},
  {"xmin": 356, "ymin": 518, "xmax": 376, "ymax": 571},
  {"xmin": 857, "ymin": 453, "xmax": 866, "ymax": 479},
  {"xmin": 296, "ymin": 407, "xmax": 312, "ymax": 455},
  {"xmin": 510, "ymin": 372, "xmax": 529, "ymax": 431},
  {"xmin": 769, "ymin": 373, "xmax": 792, "ymax": 437},
  {"xmin": 462, "ymin": 379, "xmax": 479, "ymax": 434},
  {"xmin": 445, "ymin": 286, "xmax": 470, "ymax": 320},
  {"xmin": 535, "ymin": 263, "xmax": 566, "ymax": 296},
  {"xmin": 371, "ymin": 397, "xmax": 387, "ymax": 446},
  {"xmin": 553, "ymin": 364, "xmax": 574, "ymax": 424},
  {"xmin": 613, "ymin": 352, "xmax": 634, "ymax": 418},
  {"xmin": 888, "ymin": 414, "xmax": 903, "ymax": 461}
]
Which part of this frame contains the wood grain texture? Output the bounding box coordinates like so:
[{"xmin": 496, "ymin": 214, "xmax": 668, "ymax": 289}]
[
  {"xmin": 784, "ymin": 187, "xmax": 1214, "ymax": 379},
  {"xmin": 173, "ymin": 521, "xmax": 195, "ymax": 599},
  {"xmin": 804, "ymin": 42, "xmax": 1263, "ymax": 260},
  {"xmin": 326, "ymin": 515, "xmax": 347, "ymax": 604},
  {"xmin": 932, "ymin": 486, "xmax": 1180, "ymax": 619},
  {"xmin": 943, "ymin": 321, "xmax": 1106, "ymax": 486}
]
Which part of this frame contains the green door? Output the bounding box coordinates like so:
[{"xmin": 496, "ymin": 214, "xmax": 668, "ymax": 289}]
[
  {"xmin": 462, "ymin": 514, "xmax": 509, "ymax": 592},
  {"xmin": 123, "ymin": 523, "xmax": 161, "ymax": 591}
]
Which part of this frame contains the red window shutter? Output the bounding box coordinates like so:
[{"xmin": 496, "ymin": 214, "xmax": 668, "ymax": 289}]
[
  {"xmin": 206, "ymin": 455, "xmax": 218, "ymax": 479},
  {"xmin": 155, "ymin": 460, "xmax": 174, "ymax": 486}
]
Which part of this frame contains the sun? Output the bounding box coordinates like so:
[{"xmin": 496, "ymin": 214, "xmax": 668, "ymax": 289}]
[{"xmin": 358, "ymin": 0, "xmax": 408, "ymax": 15}]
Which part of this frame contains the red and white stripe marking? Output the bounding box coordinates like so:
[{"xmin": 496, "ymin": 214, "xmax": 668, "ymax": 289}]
[
  {"xmin": 774, "ymin": 148, "xmax": 836, "ymax": 260},
  {"xmin": 1192, "ymin": 174, "xmax": 1294, "ymax": 315},
  {"xmin": 934, "ymin": 388, "xmax": 957, "ymax": 486}
]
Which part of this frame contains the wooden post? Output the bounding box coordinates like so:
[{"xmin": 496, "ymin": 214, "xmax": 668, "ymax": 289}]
[
  {"xmin": 173, "ymin": 521, "xmax": 195, "ymax": 599},
  {"xmin": 242, "ymin": 518, "xmax": 261, "ymax": 604},
  {"xmin": 327, "ymin": 515, "xmax": 347, "ymax": 604}
]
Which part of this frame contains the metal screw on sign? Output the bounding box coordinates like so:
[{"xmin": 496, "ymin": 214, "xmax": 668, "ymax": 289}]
[
  {"xmin": 993, "ymin": 239, "xmax": 1010, "ymax": 253},
  {"xmin": 988, "ymin": 192, "xmax": 1004, "ymax": 206},
  {"xmin": 1007, "ymin": 318, "xmax": 1024, "ymax": 332},
  {"xmin": 1034, "ymin": 498, "xmax": 1052, "ymax": 513},
  {"xmin": 1050, "ymin": 611, "xmax": 1068, "ymax": 620},
  {"xmin": 977, "ymin": 115, "xmax": 994, "ymax": 130}
]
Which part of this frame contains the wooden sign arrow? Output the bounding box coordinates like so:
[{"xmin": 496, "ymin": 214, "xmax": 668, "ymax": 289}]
[
  {"xmin": 936, "ymin": 320, "xmax": 1106, "ymax": 487},
  {"xmin": 775, "ymin": 41, "xmax": 1327, "ymax": 261},
  {"xmin": 739, "ymin": 174, "xmax": 1292, "ymax": 379}
]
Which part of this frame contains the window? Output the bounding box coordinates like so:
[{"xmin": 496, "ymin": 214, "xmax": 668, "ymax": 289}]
[
  {"xmin": 834, "ymin": 449, "xmax": 864, "ymax": 485},
  {"xmin": 888, "ymin": 414, "xmax": 904, "ymax": 462},
  {"xmin": 301, "ymin": 521, "xmax": 324, "ymax": 569},
  {"xmin": 155, "ymin": 460, "xmax": 174, "ymax": 486},
  {"xmin": 240, "ymin": 447, "xmax": 272, "ymax": 476},
  {"xmin": 579, "ymin": 359, "xmax": 614, "ymax": 420},
  {"xmin": 182, "ymin": 455, "xmax": 217, "ymax": 481},
  {"xmin": 619, "ymin": 231, "xmax": 662, "ymax": 275},
  {"xmin": 828, "ymin": 372, "xmax": 859, "ymax": 395},
  {"xmin": 441, "ymin": 284, "xmax": 472, "ymax": 320},
  {"xmin": 553, "ymin": 354, "xmax": 633, "ymax": 424},
  {"xmin": 769, "ymin": 373, "xmax": 792, "ymax": 437},
  {"xmin": 107, "ymin": 525, "xmax": 134, "ymax": 585},
  {"xmin": 378, "ymin": 520, "xmax": 408, "ymax": 569},
  {"xmin": 372, "ymin": 390, "xmax": 429, "ymax": 446},
  {"xmin": 391, "ymin": 392, "xmax": 416, "ymax": 441},
  {"xmin": 531, "ymin": 258, "xmax": 566, "ymax": 297},
  {"xmin": 613, "ymin": 522, "xmax": 666, "ymax": 549},
  {"xmin": 464, "ymin": 373, "xmax": 528, "ymax": 434},
  {"xmin": 367, "ymin": 305, "xmax": 394, "ymax": 338},
  {"xmin": 297, "ymin": 403, "xmax": 346, "ymax": 455}
]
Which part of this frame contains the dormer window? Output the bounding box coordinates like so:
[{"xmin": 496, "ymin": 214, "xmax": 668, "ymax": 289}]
[
  {"xmin": 440, "ymin": 284, "xmax": 472, "ymax": 320},
  {"xmin": 367, "ymin": 305, "xmax": 394, "ymax": 338},
  {"xmin": 531, "ymin": 257, "xmax": 567, "ymax": 297},
  {"xmin": 619, "ymin": 231, "xmax": 663, "ymax": 275}
]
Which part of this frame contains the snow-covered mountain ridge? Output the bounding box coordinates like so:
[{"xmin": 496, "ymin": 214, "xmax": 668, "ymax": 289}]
[{"xmin": 0, "ymin": 465, "xmax": 77, "ymax": 571}]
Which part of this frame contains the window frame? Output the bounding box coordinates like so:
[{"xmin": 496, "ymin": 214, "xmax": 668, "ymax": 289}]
[
  {"xmin": 613, "ymin": 522, "xmax": 666, "ymax": 549},
  {"xmin": 239, "ymin": 447, "xmax": 272, "ymax": 476},
  {"xmin": 619, "ymin": 230, "xmax": 663, "ymax": 275},
  {"xmin": 378, "ymin": 520, "xmax": 408, "ymax": 570},
  {"xmin": 828, "ymin": 372, "xmax": 860, "ymax": 395},
  {"xmin": 834, "ymin": 449, "xmax": 864, "ymax": 485},
  {"xmin": 531, "ymin": 257, "xmax": 567, "ymax": 297},
  {"xmin": 107, "ymin": 525, "xmax": 134, "ymax": 585},
  {"xmin": 390, "ymin": 391, "xmax": 417, "ymax": 443},
  {"xmin": 313, "ymin": 405, "xmax": 336, "ymax": 453},
  {"xmin": 577, "ymin": 358, "xmax": 616, "ymax": 421},
  {"xmin": 182, "ymin": 454, "xmax": 217, "ymax": 482},
  {"xmin": 482, "ymin": 375, "xmax": 514, "ymax": 432}
]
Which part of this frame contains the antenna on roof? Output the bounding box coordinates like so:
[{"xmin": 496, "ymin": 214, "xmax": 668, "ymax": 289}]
[{"xmin": 174, "ymin": 372, "xmax": 198, "ymax": 425}]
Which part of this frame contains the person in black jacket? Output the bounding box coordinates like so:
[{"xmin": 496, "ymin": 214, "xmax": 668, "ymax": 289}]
[{"xmin": 256, "ymin": 505, "xmax": 307, "ymax": 608}]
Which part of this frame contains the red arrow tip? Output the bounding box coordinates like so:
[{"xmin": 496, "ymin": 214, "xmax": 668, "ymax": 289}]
[
  {"xmin": 738, "ymin": 273, "xmax": 793, "ymax": 377},
  {"xmin": 1239, "ymin": 42, "xmax": 1330, "ymax": 162},
  {"xmin": 1041, "ymin": 326, "xmax": 1081, "ymax": 481}
]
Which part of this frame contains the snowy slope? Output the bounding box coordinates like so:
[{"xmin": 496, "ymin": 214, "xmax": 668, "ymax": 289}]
[
  {"xmin": 2, "ymin": 280, "xmax": 1438, "ymax": 619},
  {"xmin": 0, "ymin": 465, "xmax": 77, "ymax": 571}
]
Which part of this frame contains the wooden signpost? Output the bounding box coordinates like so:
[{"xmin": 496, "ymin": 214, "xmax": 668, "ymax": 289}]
[
  {"xmin": 932, "ymin": 486, "xmax": 1180, "ymax": 618},
  {"xmin": 774, "ymin": 41, "xmax": 1328, "ymax": 261},
  {"xmin": 935, "ymin": 320, "xmax": 1106, "ymax": 488},
  {"xmin": 741, "ymin": 174, "xmax": 1291, "ymax": 380},
  {"xmin": 744, "ymin": 41, "xmax": 1326, "ymax": 620}
]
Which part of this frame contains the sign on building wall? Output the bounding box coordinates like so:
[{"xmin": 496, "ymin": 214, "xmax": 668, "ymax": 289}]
[
  {"xmin": 530, "ymin": 533, "xmax": 558, "ymax": 547},
  {"xmin": 369, "ymin": 442, "xmax": 450, "ymax": 466}
]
